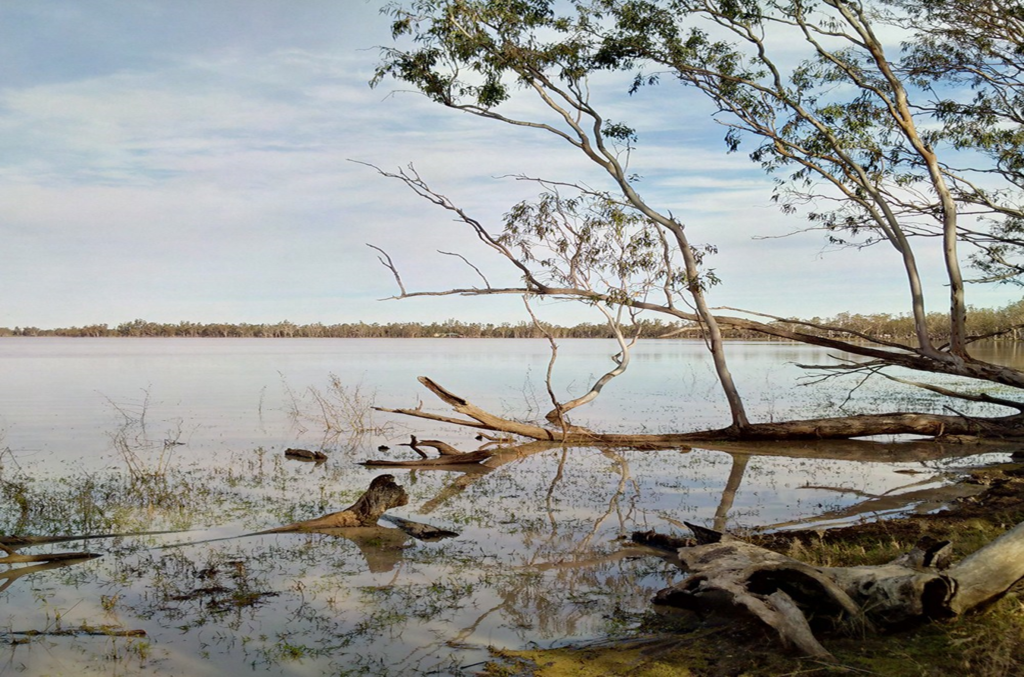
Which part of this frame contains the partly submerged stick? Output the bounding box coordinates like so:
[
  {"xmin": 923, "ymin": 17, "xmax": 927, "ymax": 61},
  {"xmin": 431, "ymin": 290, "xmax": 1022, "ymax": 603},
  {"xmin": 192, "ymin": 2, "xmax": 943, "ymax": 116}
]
[{"xmin": 157, "ymin": 474, "xmax": 411, "ymax": 549}]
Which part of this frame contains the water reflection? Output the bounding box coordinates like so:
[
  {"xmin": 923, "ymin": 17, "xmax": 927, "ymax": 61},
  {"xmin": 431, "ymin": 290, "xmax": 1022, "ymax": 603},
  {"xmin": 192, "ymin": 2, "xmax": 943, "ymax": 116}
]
[
  {"xmin": 1, "ymin": 338, "xmax": 1021, "ymax": 675},
  {"xmin": 0, "ymin": 435, "xmax": 1013, "ymax": 676}
]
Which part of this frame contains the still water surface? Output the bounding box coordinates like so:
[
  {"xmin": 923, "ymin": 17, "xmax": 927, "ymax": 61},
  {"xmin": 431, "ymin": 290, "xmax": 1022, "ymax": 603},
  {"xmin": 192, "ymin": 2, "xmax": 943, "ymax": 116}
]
[{"xmin": 0, "ymin": 338, "xmax": 1021, "ymax": 675}]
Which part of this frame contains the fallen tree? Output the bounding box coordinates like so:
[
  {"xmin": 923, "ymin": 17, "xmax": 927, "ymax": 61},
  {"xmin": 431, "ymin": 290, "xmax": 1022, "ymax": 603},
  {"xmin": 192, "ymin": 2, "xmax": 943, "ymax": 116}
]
[
  {"xmin": 377, "ymin": 376, "xmax": 1024, "ymax": 445},
  {"xmin": 0, "ymin": 531, "xmax": 179, "ymax": 593},
  {"xmin": 158, "ymin": 474, "xmax": 457, "ymax": 573},
  {"xmin": 362, "ymin": 4, "xmax": 1024, "ymax": 656},
  {"xmin": 635, "ymin": 519, "xmax": 1024, "ymax": 660},
  {"xmin": 365, "ymin": 0, "xmax": 1024, "ymax": 442}
]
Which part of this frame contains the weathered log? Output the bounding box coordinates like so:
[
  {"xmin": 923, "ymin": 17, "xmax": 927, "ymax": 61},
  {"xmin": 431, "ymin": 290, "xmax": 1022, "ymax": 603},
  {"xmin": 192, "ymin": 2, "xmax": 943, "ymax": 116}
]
[
  {"xmin": 379, "ymin": 514, "xmax": 459, "ymax": 541},
  {"xmin": 265, "ymin": 474, "xmax": 408, "ymax": 532},
  {"xmin": 0, "ymin": 531, "xmax": 181, "ymax": 549},
  {"xmin": 649, "ymin": 526, "xmax": 863, "ymax": 659},
  {"xmin": 362, "ymin": 449, "xmax": 496, "ymax": 467},
  {"xmin": 946, "ymin": 520, "xmax": 1024, "ymax": 614},
  {"xmin": 0, "ymin": 553, "xmax": 102, "ymax": 594},
  {"xmin": 641, "ymin": 519, "xmax": 1024, "ymax": 658},
  {"xmin": 0, "ymin": 551, "xmax": 101, "ymax": 565},
  {"xmin": 363, "ymin": 434, "xmax": 497, "ymax": 466},
  {"xmin": 403, "ymin": 435, "xmax": 463, "ymax": 456}
]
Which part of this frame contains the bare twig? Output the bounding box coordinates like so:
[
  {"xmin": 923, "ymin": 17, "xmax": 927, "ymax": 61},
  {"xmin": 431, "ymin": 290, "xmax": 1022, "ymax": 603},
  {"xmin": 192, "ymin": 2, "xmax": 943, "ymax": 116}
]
[
  {"xmin": 367, "ymin": 243, "xmax": 407, "ymax": 297},
  {"xmin": 438, "ymin": 250, "xmax": 491, "ymax": 289}
]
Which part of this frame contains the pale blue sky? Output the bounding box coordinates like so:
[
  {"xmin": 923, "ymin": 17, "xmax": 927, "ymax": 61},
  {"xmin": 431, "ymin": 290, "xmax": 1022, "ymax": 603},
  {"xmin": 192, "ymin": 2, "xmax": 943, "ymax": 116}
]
[{"xmin": 1, "ymin": 1, "xmax": 1018, "ymax": 330}]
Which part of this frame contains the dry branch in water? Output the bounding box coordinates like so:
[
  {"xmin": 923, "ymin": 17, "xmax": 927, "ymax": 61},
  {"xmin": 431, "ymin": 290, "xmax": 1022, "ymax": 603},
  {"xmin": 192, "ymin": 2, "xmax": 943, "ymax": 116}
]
[
  {"xmin": 264, "ymin": 474, "xmax": 409, "ymax": 532},
  {"xmin": 362, "ymin": 434, "xmax": 497, "ymax": 467}
]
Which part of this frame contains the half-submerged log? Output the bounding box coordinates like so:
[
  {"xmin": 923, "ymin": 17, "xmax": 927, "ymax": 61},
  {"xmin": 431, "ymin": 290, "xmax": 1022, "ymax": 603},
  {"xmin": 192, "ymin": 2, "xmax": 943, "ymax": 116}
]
[
  {"xmin": 0, "ymin": 554, "xmax": 103, "ymax": 594},
  {"xmin": 362, "ymin": 434, "xmax": 496, "ymax": 467},
  {"xmin": 639, "ymin": 520, "xmax": 1024, "ymax": 659},
  {"xmin": 379, "ymin": 514, "xmax": 459, "ymax": 541},
  {"xmin": 266, "ymin": 474, "xmax": 409, "ymax": 532},
  {"xmin": 0, "ymin": 538, "xmax": 105, "ymax": 594}
]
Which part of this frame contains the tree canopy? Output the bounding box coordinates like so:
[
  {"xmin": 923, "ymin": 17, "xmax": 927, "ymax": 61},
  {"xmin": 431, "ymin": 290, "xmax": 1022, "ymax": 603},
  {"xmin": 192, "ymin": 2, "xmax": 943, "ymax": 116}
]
[{"xmin": 370, "ymin": 0, "xmax": 1024, "ymax": 440}]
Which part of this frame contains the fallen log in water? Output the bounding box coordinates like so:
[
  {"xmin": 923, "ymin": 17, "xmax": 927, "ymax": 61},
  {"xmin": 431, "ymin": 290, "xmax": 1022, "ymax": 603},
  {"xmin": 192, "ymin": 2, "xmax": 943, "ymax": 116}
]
[
  {"xmin": 636, "ymin": 519, "xmax": 1024, "ymax": 659},
  {"xmin": 379, "ymin": 514, "xmax": 459, "ymax": 541},
  {"xmin": 0, "ymin": 552, "xmax": 103, "ymax": 594},
  {"xmin": 265, "ymin": 474, "xmax": 409, "ymax": 532},
  {"xmin": 363, "ymin": 449, "xmax": 496, "ymax": 467},
  {"xmin": 362, "ymin": 435, "xmax": 496, "ymax": 467}
]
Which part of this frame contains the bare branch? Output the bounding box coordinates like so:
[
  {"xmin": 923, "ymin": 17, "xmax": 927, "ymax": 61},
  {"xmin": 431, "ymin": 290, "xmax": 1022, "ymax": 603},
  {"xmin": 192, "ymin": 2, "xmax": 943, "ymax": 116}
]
[
  {"xmin": 438, "ymin": 250, "xmax": 491, "ymax": 289},
  {"xmin": 880, "ymin": 374, "xmax": 1024, "ymax": 412},
  {"xmin": 366, "ymin": 243, "xmax": 406, "ymax": 297}
]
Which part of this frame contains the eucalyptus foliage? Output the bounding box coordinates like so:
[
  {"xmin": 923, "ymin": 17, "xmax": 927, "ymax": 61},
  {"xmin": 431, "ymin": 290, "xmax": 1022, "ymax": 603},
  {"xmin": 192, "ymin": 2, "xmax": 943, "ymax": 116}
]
[
  {"xmin": 374, "ymin": 0, "xmax": 1023, "ymax": 291},
  {"xmin": 372, "ymin": 0, "xmax": 1024, "ymax": 432}
]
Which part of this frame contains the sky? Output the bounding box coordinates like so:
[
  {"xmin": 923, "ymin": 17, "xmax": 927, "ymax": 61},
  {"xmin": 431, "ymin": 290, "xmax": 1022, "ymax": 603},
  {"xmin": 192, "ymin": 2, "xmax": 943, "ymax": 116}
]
[{"xmin": 1, "ymin": 1, "xmax": 1019, "ymax": 330}]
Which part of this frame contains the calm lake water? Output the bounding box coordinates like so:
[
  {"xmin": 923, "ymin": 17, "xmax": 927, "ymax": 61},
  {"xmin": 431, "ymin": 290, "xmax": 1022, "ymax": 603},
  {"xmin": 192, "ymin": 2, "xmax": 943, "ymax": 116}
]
[{"xmin": 0, "ymin": 337, "xmax": 1021, "ymax": 676}]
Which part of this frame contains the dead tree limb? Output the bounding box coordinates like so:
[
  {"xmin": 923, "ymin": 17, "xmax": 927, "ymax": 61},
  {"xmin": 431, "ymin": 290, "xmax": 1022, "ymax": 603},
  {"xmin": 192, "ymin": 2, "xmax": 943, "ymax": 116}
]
[
  {"xmin": 0, "ymin": 554, "xmax": 102, "ymax": 594},
  {"xmin": 363, "ymin": 434, "xmax": 498, "ymax": 467},
  {"xmin": 404, "ymin": 434, "xmax": 464, "ymax": 456},
  {"xmin": 378, "ymin": 376, "xmax": 1024, "ymax": 444},
  {"xmin": 639, "ymin": 520, "xmax": 1024, "ymax": 659},
  {"xmin": 265, "ymin": 474, "xmax": 409, "ymax": 532},
  {"xmin": 379, "ymin": 515, "xmax": 459, "ymax": 541},
  {"xmin": 362, "ymin": 450, "xmax": 496, "ymax": 468}
]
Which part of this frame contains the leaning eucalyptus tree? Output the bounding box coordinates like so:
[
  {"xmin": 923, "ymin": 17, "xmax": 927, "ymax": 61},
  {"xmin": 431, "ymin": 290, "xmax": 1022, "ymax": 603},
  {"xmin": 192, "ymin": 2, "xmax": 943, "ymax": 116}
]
[{"xmin": 369, "ymin": 0, "xmax": 1024, "ymax": 442}]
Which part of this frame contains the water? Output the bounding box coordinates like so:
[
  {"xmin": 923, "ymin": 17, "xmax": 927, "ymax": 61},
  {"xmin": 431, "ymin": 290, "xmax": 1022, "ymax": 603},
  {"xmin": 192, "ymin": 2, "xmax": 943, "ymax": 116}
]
[{"xmin": 0, "ymin": 338, "xmax": 1020, "ymax": 675}]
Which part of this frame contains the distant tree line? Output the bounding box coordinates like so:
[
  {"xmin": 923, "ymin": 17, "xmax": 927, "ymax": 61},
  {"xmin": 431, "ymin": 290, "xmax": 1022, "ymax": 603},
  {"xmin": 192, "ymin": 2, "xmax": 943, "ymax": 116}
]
[
  {"xmin": 0, "ymin": 317, "xmax": 682, "ymax": 339},
  {"xmin": 2, "ymin": 299, "xmax": 1022, "ymax": 340}
]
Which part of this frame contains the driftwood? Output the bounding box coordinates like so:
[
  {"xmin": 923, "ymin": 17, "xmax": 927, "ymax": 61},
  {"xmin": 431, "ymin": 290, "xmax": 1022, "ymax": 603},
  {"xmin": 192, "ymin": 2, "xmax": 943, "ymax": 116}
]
[
  {"xmin": 0, "ymin": 530, "xmax": 185, "ymax": 594},
  {"xmin": 637, "ymin": 520, "xmax": 1024, "ymax": 659},
  {"xmin": 363, "ymin": 450, "xmax": 496, "ymax": 467},
  {"xmin": 0, "ymin": 553, "xmax": 102, "ymax": 594},
  {"xmin": 362, "ymin": 434, "xmax": 496, "ymax": 467},
  {"xmin": 155, "ymin": 475, "xmax": 457, "ymax": 572},
  {"xmin": 265, "ymin": 474, "xmax": 409, "ymax": 532},
  {"xmin": 379, "ymin": 514, "xmax": 459, "ymax": 541}
]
